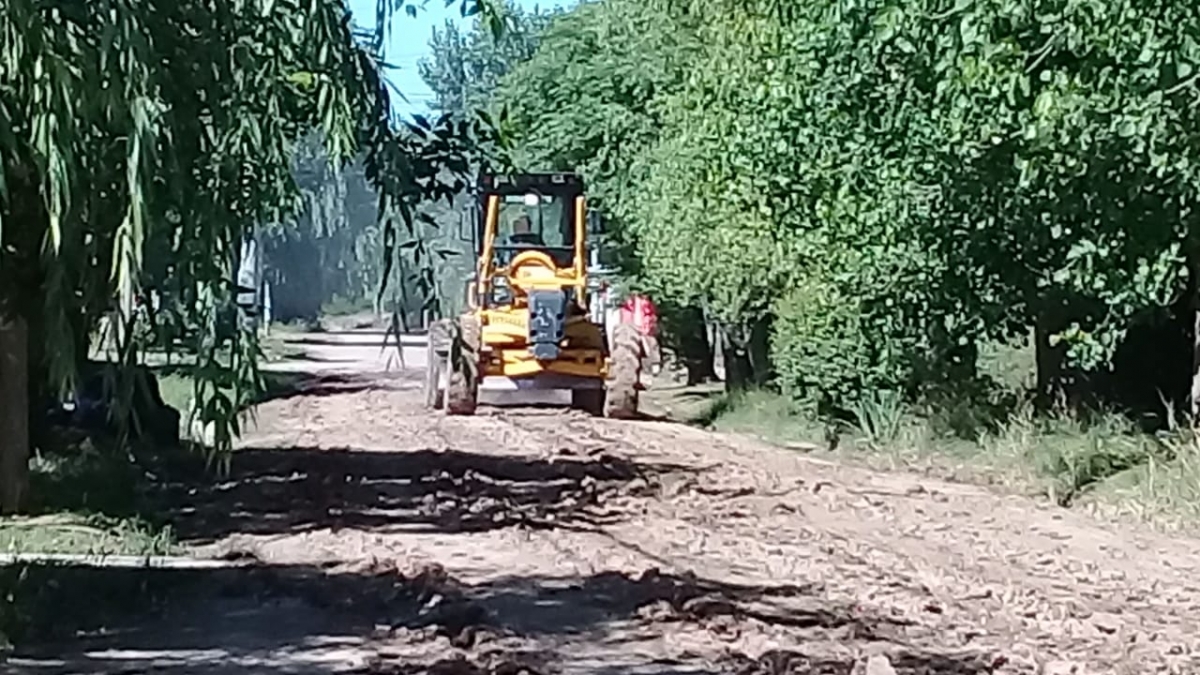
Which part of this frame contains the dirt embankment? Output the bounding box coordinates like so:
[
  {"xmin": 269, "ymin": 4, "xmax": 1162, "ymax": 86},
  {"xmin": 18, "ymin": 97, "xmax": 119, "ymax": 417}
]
[{"xmin": 11, "ymin": 335, "xmax": 1200, "ymax": 675}]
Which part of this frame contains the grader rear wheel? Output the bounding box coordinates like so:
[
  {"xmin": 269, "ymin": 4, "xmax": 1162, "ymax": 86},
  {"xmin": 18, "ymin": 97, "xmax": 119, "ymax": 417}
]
[
  {"xmin": 423, "ymin": 319, "xmax": 452, "ymax": 410},
  {"xmin": 445, "ymin": 315, "xmax": 481, "ymax": 416},
  {"xmin": 605, "ymin": 322, "xmax": 642, "ymax": 419}
]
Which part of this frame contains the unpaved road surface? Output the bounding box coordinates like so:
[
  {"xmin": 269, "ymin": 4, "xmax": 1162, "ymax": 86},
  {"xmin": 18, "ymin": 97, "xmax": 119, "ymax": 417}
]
[{"xmin": 11, "ymin": 329, "xmax": 1200, "ymax": 674}]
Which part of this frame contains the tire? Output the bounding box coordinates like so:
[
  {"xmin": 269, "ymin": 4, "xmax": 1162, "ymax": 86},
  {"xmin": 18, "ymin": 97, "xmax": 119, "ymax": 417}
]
[
  {"xmin": 428, "ymin": 318, "xmax": 453, "ymax": 355},
  {"xmin": 424, "ymin": 320, "xmax": 452, "ymax": 410},
  {"xmin": 445, "ymin": 314, "xmax": 481, "ymax": 416},
  {"xmin": 423, "ymin": 347, "xmax": 444, "ymax": 410},
  {"xmin": 605, "ymin": 322, "xmax": 642, "ymax": 419},
  {"xmin": 571, "ymin": 388, "xmax": 606, "ymax": 417}
]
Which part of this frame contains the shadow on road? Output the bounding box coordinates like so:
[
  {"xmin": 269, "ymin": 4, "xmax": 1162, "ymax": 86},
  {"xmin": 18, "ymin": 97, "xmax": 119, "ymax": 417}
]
[
  {"xmin": 7, "ymin": 561, "xmax": 1001, "ymax": 675},
  {"xmin": 275, "ymin": 353, "xmax": 373, "ymax": 365},
  {"xmin": 251, "ymin": 372, "xmax": 412, "ymax": 404},
  {"xmin": 160, "ymin": 446, "xmax": 687, "ymax": 543},
  {"xmin": 282, "ymin": 332, "xmax": 426, "ymax": 348},
  {"xmin": 147, "ymin": 367, "xmax": 389, "ymax": 406}
]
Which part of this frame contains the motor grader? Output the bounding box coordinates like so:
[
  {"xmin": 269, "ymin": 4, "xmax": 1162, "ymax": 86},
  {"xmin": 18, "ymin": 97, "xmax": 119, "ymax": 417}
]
[{"xmin": 423, "ymin": 172, "xmax": 642, "ymax": 418}]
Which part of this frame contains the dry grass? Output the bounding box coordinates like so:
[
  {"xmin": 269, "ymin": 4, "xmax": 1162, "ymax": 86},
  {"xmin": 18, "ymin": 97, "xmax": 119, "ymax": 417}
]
[
  {"xmin": 0, "ymin": 512, "xmax": 176, "ymax": 557},
  {"xmin": 655, "ymin": 340, "xmax": 1200, "ymax": 531}
]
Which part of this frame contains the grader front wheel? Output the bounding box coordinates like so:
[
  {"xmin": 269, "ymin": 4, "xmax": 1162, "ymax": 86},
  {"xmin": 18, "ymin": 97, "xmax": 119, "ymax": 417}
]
[
  {"xmin": 571, "ymin": 388, "xmax": 606, "ymax": 417},
  {"xmin": 445, "ymin": 315, "xmax": 481, "ymax": 416},
  {"xmin": 605, "ymin": 322, "xmax": 642, "ymax": 419},
  {"xmin": 423, "ymin": 320, "xmax": 451, "ymax": 410}
]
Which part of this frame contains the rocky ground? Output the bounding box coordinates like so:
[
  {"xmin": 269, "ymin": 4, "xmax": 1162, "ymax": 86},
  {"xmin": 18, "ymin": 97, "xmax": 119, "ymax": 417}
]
[{"xmin": 9, "ymin": 328, "xmax": 1200, "ymax": 675}]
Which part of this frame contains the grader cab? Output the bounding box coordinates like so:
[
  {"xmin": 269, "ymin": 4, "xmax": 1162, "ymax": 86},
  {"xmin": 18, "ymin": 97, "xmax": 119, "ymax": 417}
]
[{"xmin": 423, "ymin": 172, "xmax": 642, "ymax": 418}]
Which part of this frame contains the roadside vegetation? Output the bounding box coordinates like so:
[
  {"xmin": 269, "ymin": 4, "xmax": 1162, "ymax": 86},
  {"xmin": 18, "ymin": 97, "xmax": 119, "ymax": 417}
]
[
  {"xmin": 0, "ymin": 20, "xmax": 507, "ymax": 669},
  {"xmin": 6, "ymin": 0, "xmax": 1200, "ymax": 654},
  {"xmin": 662, "ymin": 342, "xmax": 1200, "ymax": 530},
  {"xmin": 0, "ymin": 0, "xmax": 505, "ymax": 530},
  {"xmin": 420, "ymin": 0, "xmax": 1200, "ymax": 528}
]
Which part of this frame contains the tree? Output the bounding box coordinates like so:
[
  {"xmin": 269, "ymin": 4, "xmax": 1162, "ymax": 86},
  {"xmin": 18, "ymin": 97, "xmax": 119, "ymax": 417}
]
[
  {"xmin": 408, "ymin": 0, "xmax": 560, "ymax": 316},
  {"xmin": 419, "ymin": 1, "xmax": 559, "ymax": 121},
  {"xmin": 261, "ymin": 133, "xmax": 393, "ymax": 324},
  {"xmin": 494, "ymin": 0, "xmax": 735, "ymax": 385},
  {"xmin": 0, "ymin": 0, "xmax": 502, "ymax": 512},
  {"xmin": 492, "ymin": 0, "xmax": 1200, "ymax": 428}
]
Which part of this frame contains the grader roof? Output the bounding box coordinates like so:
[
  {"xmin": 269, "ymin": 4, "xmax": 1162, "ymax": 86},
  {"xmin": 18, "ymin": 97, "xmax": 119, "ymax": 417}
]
[{"xmin": 476, "ymin": 172, "xmax": 584, "ymax": 198}]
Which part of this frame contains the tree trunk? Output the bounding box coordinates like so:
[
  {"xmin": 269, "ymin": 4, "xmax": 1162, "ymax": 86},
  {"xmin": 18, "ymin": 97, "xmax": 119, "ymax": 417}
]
[
  {"xmin": 669, "ymin": 304, "xmax": 716, "ymax": 385},
  {"xmin": 1187, "ymin": 252, "xmax": 1200, "ymax": 423},
  {"xmin": 24, "ymin": 308, "xmax": 50, "ymax": 459},
  {"xmin": 719, "ymin": 323, "xmax": 753, "ymax": 392},
  {"xmin": 747, "ymin": 313, "xmax": 774, "ymax": 386},
  {"xmin": 1189, "ymin": 304, "xmax": 1200, "ymax": 421},
  {"xmin": 0, "ymin": 314, "xmax": 29, "ymax": 514},
  {"xmin": 1034, "ymin": 310, "xmax": 1067, "ymax": 412},
  {"xmin": 722, "ymin": 344, "xmax": 751, "ymax": 391}
]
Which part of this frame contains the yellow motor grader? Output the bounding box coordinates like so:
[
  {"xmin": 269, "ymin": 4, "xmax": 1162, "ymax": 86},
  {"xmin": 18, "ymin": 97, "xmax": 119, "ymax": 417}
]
[{"xmin": 423, "ymin": 172, "xmax": 642, "ymax": 418}]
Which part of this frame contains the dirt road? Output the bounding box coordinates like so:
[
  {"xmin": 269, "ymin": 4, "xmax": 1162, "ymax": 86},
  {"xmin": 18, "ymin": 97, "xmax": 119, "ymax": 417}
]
[{"xmin": 11, "ymin": 329, "xmax": 1200, "ymax": 674}]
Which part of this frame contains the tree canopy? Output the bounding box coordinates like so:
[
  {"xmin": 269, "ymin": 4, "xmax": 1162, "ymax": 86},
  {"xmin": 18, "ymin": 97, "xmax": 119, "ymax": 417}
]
[
  {"xmin": 485, "ymin": 0, "xmax": 1200, "ymax": 420},
  {"xmin": 410, "ymin": 0, "xmax": 556, "ymax": 317},
  {"xmin": 9, "ymin": 0, "xmax": 1200, "ymax": 509},
  {"xmin": 0, "ymin": 0, "xmax": 502, "ymax": 509}
]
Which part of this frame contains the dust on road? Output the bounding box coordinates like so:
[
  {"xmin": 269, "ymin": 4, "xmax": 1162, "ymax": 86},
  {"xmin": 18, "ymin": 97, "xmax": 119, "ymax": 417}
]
[{"xmin": 12, "ymin": 329, "xmax": 1200, "ymax": 675}]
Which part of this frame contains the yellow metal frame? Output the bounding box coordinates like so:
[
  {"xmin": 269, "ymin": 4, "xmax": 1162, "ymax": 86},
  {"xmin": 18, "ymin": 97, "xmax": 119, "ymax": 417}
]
[
  {"xmin": 468, "ymin": 192, "xmax": 607, "ymax": 381},
  {"xmin": 476, "ymin": 195, "xmax": 588, "ymax": 301}
]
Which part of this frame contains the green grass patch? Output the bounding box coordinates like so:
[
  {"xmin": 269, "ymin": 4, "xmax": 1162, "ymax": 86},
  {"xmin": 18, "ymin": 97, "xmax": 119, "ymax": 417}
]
[
  {"xmin": 157, "ymin": 365, "xmax": 312, "ymax": 412},
  {"xmin": 679, "ymin": 383, "xmax": 1200, "ymax": 526},
  {"xmin": 321, "ymin": 294, "xmax": 374, "ymax": 317},
  {"xmin": 650, "ymin": 339, "xmax": 1199, "ymax": 524},
  {"xmin": 17, "ymin": 447, "xmax": 179, "ymax": 557},
  {"xmin": 1074, "ymin": 434, "xmax": 1200, "ymax": 526},
  {"xmin": 692, "ymin": 388, "xmax": 829, "ymax": 446},
  {"xmin": 157, "ymin": 372, "xmax": 194, "ymax": 415},
  {"xmin": 0, "ymin": 513, "xmax": 176, "ymax": 557}
]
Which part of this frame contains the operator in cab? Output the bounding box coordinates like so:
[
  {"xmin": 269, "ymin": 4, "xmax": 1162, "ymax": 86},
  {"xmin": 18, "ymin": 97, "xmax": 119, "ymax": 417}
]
[{"xmin": 507, "ymin": 215, "xmax": 544, "ymax": 247}]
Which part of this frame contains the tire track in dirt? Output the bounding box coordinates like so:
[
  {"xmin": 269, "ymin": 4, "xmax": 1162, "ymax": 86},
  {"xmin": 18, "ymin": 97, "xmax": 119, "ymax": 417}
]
[
  {"xmin": 13, "ymin": 361, "xmax": 1200, "ymax": 675},
  {"xmin": 509, "ymin": 414, "xmax": 1200, "ymax": 674},
  {"xmin": 219, "ymin": 384, "xmax": 1011, "ymax": 674},
  {"xmin": 223, "ymin": 387, "xmax": 1011, "ymax": 673}
]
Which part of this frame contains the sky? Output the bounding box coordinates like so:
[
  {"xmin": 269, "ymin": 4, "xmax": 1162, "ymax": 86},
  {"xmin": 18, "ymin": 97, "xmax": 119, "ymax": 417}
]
[{"xmin": 346, "ymin": 0, "xmax": 571, "ymax": 117}]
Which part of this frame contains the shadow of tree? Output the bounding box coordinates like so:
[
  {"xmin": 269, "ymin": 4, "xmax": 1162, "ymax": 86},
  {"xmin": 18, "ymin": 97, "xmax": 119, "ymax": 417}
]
[
  {"xmin": 467, "ymin": 567, "xmax": 911, "ymax": 638},
  {"xmin": 158, "ymin": 446, "xmax": 687, "ymax": 543},
  {"xmin": 23, "ymin": 370, "xmax": 411, "ymax": 523},
  {"xmin": 7, "ymin": 562, "xmax": 1001, "ymax": 675},
  {"xmin": 719, "ymin": 649, "xmax": 999, "ymax": 675},
  {"xmin": 281, "ymin": 333, "xmax": 426, "ymax": 348},
  {"xmin": 251, "ymin": 372, "xmax": 402, "ymax": 404},
  {"xmin": 148, "ymin": 366, "xmax": 395, "ymax": 406}
]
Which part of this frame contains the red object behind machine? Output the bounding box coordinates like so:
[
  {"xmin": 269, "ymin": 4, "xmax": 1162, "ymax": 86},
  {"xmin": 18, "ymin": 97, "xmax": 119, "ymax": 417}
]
[{"xmin": 619, "ymin": 294, "xmax": 658, "ymax": 337}]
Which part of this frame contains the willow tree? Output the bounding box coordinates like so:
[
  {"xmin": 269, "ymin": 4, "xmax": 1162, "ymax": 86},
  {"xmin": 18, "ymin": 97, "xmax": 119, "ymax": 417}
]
[{"xmin": 0, "ymin": 0, "xmax": 499, "ymax": 512}]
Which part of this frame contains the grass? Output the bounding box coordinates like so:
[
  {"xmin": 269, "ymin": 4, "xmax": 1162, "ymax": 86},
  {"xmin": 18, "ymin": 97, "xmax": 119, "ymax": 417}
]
[
  {"xmin": 660, "ymin": 340, "xmax": 1200, "ymax": 531},
  {"xmin": 152, "ymin": 324, "xmax": 311, "ymax": 422},
  {"xmin": 0, "ymin": 324, "xmax": 306, "ymax": 559},
  {"xmin": 0, "ymin": 513, "xmax": 176, "ymax": 557},
  {"xmin": 8, "ymin": 444, "xmax": 181, "ymax": 558},
  {"xmin": 0, "ymin": 320, "xmax": 323, "ymax": 653},
  {"xmin": 321, "ymin": 294, "xmax": 375, "ymax": 317},
  {"xmin": 157, "ymin": 371, "xmax": 194, "ymax": 414}
]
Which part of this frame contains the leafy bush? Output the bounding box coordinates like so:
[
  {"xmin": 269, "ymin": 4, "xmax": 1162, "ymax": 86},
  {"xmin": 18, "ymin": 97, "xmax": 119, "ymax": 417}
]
[
  {"xmin": 770, "ymin": 279, "xmax": 876, "ymax": 414},
  {"xmin": 492, "ymin": 0, "xmax": 1200, "ymax": 424}
]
